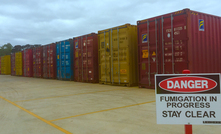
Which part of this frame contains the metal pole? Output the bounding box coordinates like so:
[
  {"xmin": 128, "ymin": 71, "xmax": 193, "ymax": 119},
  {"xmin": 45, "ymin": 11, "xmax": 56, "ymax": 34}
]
[{"xmin": 182, "ymin": 69, "xmax": 192, "ymax": 134}]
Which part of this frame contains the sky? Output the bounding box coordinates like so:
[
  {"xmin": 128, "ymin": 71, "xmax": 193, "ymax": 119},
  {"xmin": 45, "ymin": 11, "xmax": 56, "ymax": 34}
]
[{"xmin": 0, "ymin": 0, "xmax": 220, "ymax": 46}]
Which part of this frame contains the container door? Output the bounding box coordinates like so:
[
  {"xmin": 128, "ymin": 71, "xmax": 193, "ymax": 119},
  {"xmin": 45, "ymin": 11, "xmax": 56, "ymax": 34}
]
[
  {"xmin": 62, "ymin": 40, "xmax": 71, "ymax": 79},
  {"xmin": 162, "ymin": 14, "xmax": 188, "ymax": 74},
  {"xmin": 99, "ymin": 31, "xmax": 111, "ymax": 83},
  {"xmin": 139, "ymin": 19, "xmax": 160, "ymax": 87}
]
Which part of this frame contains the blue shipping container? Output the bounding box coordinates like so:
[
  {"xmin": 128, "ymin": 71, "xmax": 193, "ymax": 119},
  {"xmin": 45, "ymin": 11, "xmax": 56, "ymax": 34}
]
[{"xmin": 56, "ymin": 39, "xmax": 74, "ymax": 80}]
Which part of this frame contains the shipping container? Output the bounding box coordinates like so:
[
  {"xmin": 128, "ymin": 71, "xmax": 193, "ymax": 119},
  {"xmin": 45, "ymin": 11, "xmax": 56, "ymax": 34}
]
[
  {"xmin": 98, "ymin": 24, "xmax": 138, "ymax": 86},
  {"xmin": 0, "ymin": 57, "xmax": 1, "ymax": 74},
  {"xmin": 74, "ymin": 33, "xmax": 99, "ymax": 83},
  {"xmin": 23, "ymin": 49, "xmax": 33, "ymax": 77},
  {"xmin": 43, "ymin": 43, "xmax": 56, "ymax": 79},
  {"xmin": 56, "ymin": 39, "xmax": 74, "ymax": 80},
  {"xmin": 11, "ymin": 53, "xmax": 16, "ymax": 76},
  {"xmin": 33, "ymin": 46, "xmax": 43, "ymax": 78},
  {"xmin": 137, "ymin": 8, "xmax": 221, "ymax": 89},
  {"xmin": 1, "ymin": 55, "xmax": 11, "ymax": 75},
  {"xmin": 15, "ymin": 52, "xmax": 23, "ymax": 76}
]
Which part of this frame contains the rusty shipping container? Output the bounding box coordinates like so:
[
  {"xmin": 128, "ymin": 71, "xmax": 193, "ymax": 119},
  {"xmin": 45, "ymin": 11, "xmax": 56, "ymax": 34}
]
[
  {"xmin": 23, "ymin": 49, "xmax": 33, "ymax": 77},
  {"xmin": 74, "ymin": 33, "xmax": 99, "ymax": 83},
  {"xmin": 11, "ymin": 53, "xmax": 16, "ymax": 76},
  {"xmin": 137, "ymin": 8, "xmax": 221, "ymax": 89},
  {"xmin": 43, "ymin": 43, "xmax": 56, "ymax": 79},
  {"xmin": 0, "ymin": 57, "xmax": 1, "ymax": 74},
  {"xmin": 1, "ymin": 55, "xmax": 11, "ymax": 75},
  {"xmin": 98, "ymin": 24, "xmax": 138, "ymax": 86},
  {"xmin": 15, "ymin": 52, "xmax": 23, "ymax": 76},
  {"xmin": 33, "ymin": 46, "xmax": 43, "ymax": 78}
]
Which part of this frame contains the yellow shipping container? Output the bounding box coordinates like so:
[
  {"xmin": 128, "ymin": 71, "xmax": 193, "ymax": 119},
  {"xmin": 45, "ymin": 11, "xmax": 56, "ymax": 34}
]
[
  {"xmin": 1, "ymin": 55, "xmax": 11, "ymax": 75},
  {"xmin": 15, "ymin": 52, "xmax": 23, "ymax": 76},
  {"xmin": 98, "ymin": 24, "xmax": 138, "ymax": 86}
]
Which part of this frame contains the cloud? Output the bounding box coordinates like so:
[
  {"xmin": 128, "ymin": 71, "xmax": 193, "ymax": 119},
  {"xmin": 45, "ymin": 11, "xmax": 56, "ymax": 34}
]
[{"xmin": 0, "ymin": 0, "xmax": 220, "ymax": 46}]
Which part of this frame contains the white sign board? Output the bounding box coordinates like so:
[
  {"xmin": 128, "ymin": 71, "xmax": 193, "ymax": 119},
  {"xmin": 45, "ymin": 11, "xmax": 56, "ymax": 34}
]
[{"xmin": 155, "ymin": 73, "xmax": 221, "ymax": 125}]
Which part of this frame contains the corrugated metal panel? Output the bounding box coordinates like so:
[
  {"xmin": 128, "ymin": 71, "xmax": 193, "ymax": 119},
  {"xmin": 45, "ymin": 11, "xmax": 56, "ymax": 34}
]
[
  {"xmin": 43, "ymin": 43, "xmax": 56, "ymax": 79},
  {"xmin": 137, "ymin": 8, "xmax": 221, "ymax": 88},
  {"xmin": 23, "ymin": 49, "xmax": 33, "ymax": 77},
  {"xmin": 56, "ymin": 39, "xmax": 74, "ymax": 80},
  {"xmin": 74, "ymin": 33, "xmax": 99, "ymax": 83},
  {"xmin": 11, "ymin": 53, "xmax": 16, "ymax": 76},
  {"xmin": 33, "ymin": 46, "xmax": 43, "ymax": 78},
  {"xmin": 15, "ymin": 52, "xmax": 23, "ymax": 76},
  {"xmin": 0, "ymin": 57, "xmax": 1, "ymax": 74},
  {"xmin": 98, "ymin": 24, "xmax": 138, "ymax": 86},
  {"xmin": 1, "ymin": 55, "xmax": 11, "ymax": 75}
]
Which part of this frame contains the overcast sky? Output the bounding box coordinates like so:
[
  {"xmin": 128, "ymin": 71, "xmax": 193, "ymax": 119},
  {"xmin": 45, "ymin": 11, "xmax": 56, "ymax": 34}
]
[{"xmin": 0, "ymin": 0, "xmax": 220, "ymax": 46}]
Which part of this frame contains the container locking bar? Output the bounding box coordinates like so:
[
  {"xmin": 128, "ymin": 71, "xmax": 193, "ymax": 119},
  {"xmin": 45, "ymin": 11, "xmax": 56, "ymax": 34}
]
[
  {"xmin": 162, "ymin": 16, "xmax": 164, "ymax": 74},
  {"xmin": 111, "ymin": 29, "xmax": 114, "ymax": 84},
  {"xmin": 171, "ymin": 14, "xmax": 174, "ymax": 74},
  {"xmin": 147, "ymin": 20, "xmax": 151, "ymax": 86},
  {"xmin": 117, "ymin": 28, "xmax": 120, "ymax": 84}
]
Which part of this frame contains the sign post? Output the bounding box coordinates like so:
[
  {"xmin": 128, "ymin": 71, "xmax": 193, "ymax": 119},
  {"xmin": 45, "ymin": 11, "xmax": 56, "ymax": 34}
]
[{"xmin": 155, "ymin": 72, "xmax": 221, "ymax": 133}]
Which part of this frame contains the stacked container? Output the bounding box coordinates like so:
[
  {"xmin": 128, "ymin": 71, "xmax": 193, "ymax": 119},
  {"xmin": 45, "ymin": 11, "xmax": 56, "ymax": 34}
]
[
  {"xmin": 137, "ymin": 8, "xmax": 221, "ymax": 88},
  {"xmin": 56, "ymin": 39, "xmax": 74, "ymax": 80},
  {"xmin": 0, "ymin": 57, "xmax": 1, "ymax": 74},
  {"xmin": 15, "ymin": 52, "xmax": 23, "ymax": 76},
  {"xmin": 74, "ymin": 33, "xmax": 99, "ymax": 83},
  {"xmin": 98, "ymin": 24, "xmax": 138, "ymax": 86},
  {"xmin": 33, "ymin": 46, "xmax": 43, "ymax": 78},
  {"xmin": 11, "ymin": 53, "xmax": 16, "ymax": 76},
  {"xmin": 43, "ymin": 43, "xmax": 56, "ymax": 79},
  {"xmin": 1, "ymin": 55, "xmax": 11, "ymax": 75},
  {"xmin": 23, "ymin": 49, "xmax": 33, "ymax": 77}
]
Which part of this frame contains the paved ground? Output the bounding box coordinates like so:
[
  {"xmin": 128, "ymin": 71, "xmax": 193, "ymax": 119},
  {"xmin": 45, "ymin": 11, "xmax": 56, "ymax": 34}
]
[{"xmin": 0, "ymin": 75, "xmax": 221, "ymax": 134}]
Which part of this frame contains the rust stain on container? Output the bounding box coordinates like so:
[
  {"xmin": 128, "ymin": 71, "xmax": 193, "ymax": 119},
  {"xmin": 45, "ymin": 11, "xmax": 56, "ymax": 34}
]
[
  {"xmin": 137, "ymin": 8, "xmax": 221, "ymax": 88},
  {"xmin": 74, "ymin": 33, "xmax": 99, "ymax": 83},
  {"xmin": 98, "ymin": 24, "xmax": 138, "ymax": 86}
]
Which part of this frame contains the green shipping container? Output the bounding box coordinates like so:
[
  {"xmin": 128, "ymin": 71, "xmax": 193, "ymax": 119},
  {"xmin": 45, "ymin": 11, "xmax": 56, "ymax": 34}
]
[
  {"xmin": 1, "ymin": 55, "xmax": 11, "ymax": 75},
  {"xmin": 98, "ymin": 24, "xmax": 138, "ymax": 86}
]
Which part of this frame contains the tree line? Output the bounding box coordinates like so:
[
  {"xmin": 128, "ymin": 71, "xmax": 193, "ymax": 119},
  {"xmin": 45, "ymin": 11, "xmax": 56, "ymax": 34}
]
[{"xmin": 0, "ymin": 43, "xmax": 13, "ymax": 57}]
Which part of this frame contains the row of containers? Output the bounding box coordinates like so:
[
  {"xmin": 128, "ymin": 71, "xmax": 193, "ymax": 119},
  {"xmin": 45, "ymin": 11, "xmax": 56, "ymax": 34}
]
[{"xmin": 1, "ymin": 9, "xmax": 221, "ymax": 88}]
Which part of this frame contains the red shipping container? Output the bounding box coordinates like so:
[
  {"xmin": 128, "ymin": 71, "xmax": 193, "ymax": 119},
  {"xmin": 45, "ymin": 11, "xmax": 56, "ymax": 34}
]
[
  {"xmin": 23, "ymin": 49, "xmax": 33, "ymax": 77},
  {"xmin": 11, "ymin": 53, "xmax": 15, "ymax": 76},
  {"xmin": 0, "ymin": 57, "xmax": 1, "ymax": 74},
  {"xmin": 33, "ymin": 46, "xmax": 43, "ymax": 78},
  {"xmin": 42, "ymin": 43, "xmax": 56, "ymax": 79},
  {"xmin": 137, "ymin": 8, "xmax": 221, "ymax": 89},
  {"xmin": 74, "ymin": 33, "xmax": 99, "ymax": 83}
]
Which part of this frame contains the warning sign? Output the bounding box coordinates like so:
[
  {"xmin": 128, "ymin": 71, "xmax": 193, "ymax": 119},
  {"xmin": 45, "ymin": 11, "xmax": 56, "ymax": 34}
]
[
  {"xmin": 155, "ymin": 73, "xmax": 221, "ymax": 125},
  {"xmin": 142, "ymin": 50, "xmax": 148, "ymax": 58},
  {"xmin": 152, "ymin": 51, "xmax": 156, "ymax": 56},
  {"xmin": 120, "ymin": 69, "xmax": 127, "ymax": 74}
]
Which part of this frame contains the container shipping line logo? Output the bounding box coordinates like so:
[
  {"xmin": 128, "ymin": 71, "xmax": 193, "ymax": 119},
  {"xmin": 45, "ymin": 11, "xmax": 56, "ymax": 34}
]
[
  {"xmin": 155, "ymin": 74, "xmax": 221, "ymax": 125},
  {"xmin": 142, "ymin": 34, "xmax": 147, "ymax": 43},
  {"xmin": 199, "ymin": 19, "xmax": 204, "ymax": 31}
]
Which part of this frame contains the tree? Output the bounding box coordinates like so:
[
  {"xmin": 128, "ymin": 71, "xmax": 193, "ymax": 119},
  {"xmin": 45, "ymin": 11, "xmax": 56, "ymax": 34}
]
[{"xmin": 0, "ymin": 43, "xmax": 13, "ymax": 57}]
